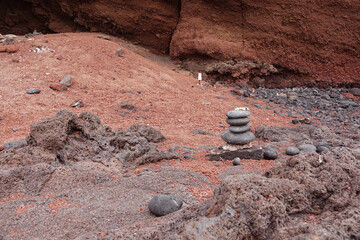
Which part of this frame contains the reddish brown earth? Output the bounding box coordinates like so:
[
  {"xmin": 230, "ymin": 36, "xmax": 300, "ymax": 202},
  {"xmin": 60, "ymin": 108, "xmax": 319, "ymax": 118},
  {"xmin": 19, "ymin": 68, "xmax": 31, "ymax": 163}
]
[
  {"xmin": 1, "ymin": 0, "xmax": 359, "ymax": 87},
  {"xmin": 0, "ymin": 33, "xmax": 359, "ymax": 240}
]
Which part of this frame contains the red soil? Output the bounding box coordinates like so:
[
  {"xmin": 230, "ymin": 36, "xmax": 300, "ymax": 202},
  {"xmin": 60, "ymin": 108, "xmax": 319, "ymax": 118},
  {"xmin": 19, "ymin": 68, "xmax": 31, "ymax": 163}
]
[{"xmin": 0, "ymin": 33, "xmax": 296, "ymax": 199}]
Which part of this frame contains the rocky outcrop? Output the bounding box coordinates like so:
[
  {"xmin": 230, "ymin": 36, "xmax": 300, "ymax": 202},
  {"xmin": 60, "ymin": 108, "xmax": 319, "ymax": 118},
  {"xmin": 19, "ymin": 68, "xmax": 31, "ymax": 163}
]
[
  {"xmin": 171, "ymin": 0, "xmax": 360, "ymax": 87},
  {"xmin": 0, "ymin": 0, "xmax": 180, "ymax": 53},
  {"xmin": 1, "ymin": 0, "xmax": 359, "ymax": 86}
]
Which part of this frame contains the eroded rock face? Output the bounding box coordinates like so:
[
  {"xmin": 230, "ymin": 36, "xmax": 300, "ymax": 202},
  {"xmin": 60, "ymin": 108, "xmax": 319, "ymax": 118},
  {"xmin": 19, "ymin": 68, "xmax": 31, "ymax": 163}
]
[
  {"xmin": 0, "ymin": 0, "xmax": 180, "ymax": 53},
  {"xmin": 1, "ymin": 0, "xmax": 359, "ymax": 86},
  {"xmin": 171, "ymin": 0, "xmax": 360, "ymax": 87},
  {"xmin": 0, "ymin": 110, "xmax": 178, "ymax": 197}
]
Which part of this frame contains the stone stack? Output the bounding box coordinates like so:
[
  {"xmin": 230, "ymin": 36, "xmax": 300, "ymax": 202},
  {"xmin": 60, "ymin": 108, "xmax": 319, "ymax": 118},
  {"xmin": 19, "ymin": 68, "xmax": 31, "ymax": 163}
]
[{"xmin": 221, "ymin": 109, "xmax": 255, "ymax": 146}]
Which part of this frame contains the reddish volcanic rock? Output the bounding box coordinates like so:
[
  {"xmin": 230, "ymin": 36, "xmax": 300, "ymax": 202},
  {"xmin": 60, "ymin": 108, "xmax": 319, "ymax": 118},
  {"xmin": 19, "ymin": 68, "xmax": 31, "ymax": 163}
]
[
  {"xmin": 1, "ymin": 0, "xmax": 359, "ymax": 86},
  {"xmin": 171, "ymin": 0, "xmax": 360, "ymax": 87},
  {"xmin": 50, "ymin": 83, "xmax": 68, "ymax": 92},
  {"xmin": 0, "ymin": 45, "xmax": 19, "ymax": 53}
]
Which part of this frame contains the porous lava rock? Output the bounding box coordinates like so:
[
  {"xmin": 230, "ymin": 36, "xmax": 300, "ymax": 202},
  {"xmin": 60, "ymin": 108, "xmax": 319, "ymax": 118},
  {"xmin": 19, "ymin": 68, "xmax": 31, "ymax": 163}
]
[{"xmin": 0, "ymin": 110, "xmax": 178, "ymax": 197}]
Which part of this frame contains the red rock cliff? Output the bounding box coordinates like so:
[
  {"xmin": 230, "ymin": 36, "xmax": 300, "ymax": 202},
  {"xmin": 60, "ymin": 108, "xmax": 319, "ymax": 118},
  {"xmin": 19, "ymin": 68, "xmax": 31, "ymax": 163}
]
[{"xmin": 1, "ymin": 0, "xmax": 359, "ymax": 87}]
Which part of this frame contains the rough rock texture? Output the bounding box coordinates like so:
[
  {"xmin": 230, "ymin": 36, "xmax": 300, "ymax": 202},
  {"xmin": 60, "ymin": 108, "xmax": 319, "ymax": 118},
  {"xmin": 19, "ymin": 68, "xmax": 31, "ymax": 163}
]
[
  {"xmin": 0, "ymin": 0, "xmax": 180, "ymax": 53},
  {"xmin": 0, "ymin": 110, "xmax": 178, "ymax": 197},
  {"xmin": 171, "ymin": 0, "xmax": 360, "ymax": 87},
  {"xmin": 1, "ymin": 0, "xmax": 359, "ymax": 86},
  {"xmin": 0, "ymin": 0, "xmax": 360, "ymax": 87},
  {"xmin": 72, "ymin": 148, "xmax": 359, "ymax": 239}
]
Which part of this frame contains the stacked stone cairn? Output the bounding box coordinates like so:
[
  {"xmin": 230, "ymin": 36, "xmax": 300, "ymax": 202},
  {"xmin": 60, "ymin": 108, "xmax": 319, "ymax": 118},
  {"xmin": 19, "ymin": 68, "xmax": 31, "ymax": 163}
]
[{"xmin": 221, "ymin": 108, "xmax": 255, "ymax": 146}]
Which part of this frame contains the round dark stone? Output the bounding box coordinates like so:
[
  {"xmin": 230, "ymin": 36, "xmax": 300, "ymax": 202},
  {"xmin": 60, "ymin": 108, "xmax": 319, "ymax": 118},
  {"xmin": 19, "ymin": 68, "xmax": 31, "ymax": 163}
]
[
  {"xmin": 221, "ymin": 130, "xmax": 255, "ymax": 145},
  {"xmin": 233, "ymin": 157, "xmax": 241, "ymax": 165},
  {"xmin": 298, "ymin": 144, "xmax": 316, "ymax": 153},
  {"xmin": 292, "ymin": 119, "xmax": 300, "ymax": 124},
  {"xmin": 26, "ymin": 88, "xmax": 41, "ymax": 94},
  {"xmin": 226, "ymin": 117, "xmax": 250, "ymax": 126},
  {"xmin": 263, "ymin": 149, "xmax": 278, "ymax": 160},
  {"xmin": 286, "ymin": 147, "xmax": 300, "ymax": 156},
  {"xmin": 316, "ymin": 146, "xmax": 330, "ymax": 154},
  {"xmin": 148, "ymin": 194, "xmax": 183, "ymax": 217},
  {"xmin": 229, "ymin": 124, "xmax": 250, "ymax": 133},
  {"xmin": 226, "ymin": 110, "xmax": 251, "ymax": 119}
]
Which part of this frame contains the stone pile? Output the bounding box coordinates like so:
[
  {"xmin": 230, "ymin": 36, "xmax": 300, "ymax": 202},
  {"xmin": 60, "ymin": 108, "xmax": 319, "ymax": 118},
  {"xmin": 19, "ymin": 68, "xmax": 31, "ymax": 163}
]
[{"xmin": 221, "ymin": 108, "xmax": 255, "ymax": 146}]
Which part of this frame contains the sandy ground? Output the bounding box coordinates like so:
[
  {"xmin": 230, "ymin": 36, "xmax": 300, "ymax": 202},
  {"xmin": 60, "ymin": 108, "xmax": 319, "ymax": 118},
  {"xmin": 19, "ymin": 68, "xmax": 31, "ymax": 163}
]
[{"xmin": 0, "ymin": 32, "xmax": 296, "ymax": 187}]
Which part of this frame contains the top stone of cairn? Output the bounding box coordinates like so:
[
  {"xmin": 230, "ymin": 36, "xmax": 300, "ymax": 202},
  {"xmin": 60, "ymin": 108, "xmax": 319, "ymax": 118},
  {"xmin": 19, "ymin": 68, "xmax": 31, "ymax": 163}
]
[{"xmin": 226, "ymin": 108, "xmax": 251, "ymax": 119}]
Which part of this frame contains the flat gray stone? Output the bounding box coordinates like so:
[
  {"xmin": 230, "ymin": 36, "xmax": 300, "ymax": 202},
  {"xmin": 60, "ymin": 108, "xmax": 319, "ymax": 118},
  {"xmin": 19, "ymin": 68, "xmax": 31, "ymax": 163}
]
[
  {"xmin": 286, "ymin": 147, "xmax": 300, "ymax": 156},
  {"xmin": 206, "ymin": 145, "xmax": 263, "ymax": 161},
  {"xmin": 26, "ymin": 88, "xmax": 41, "ymax": 94},
  {"xmin": 229, "ymin": 124, "xmax": 250, "ymax": 133},
  {"xmin": 148, "ymin": 194, "xmax": 183, "ymax": 217},
  {"xmin": 226, "ymin": 110, "xmax": 251, "ymax": 119},
  {"xmin": 221, "ymin": 130, "xmax": 255, "ymax": 145},
  {"xmin": 226, "ymin": 117, "xmax": 250, "ymax": 126},
  {"xmin": 4, "ymin": 140, "xmax": 27, "ymax": 149}
]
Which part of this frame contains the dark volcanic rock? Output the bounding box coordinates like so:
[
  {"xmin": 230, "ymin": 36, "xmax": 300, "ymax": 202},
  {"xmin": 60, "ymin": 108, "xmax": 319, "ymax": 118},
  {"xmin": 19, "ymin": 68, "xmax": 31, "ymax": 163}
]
[
  {"xmin": 221, "ymin": 130, "xmax": 255, "ymax": 145},
  {"xmin": 128, "ymin": 124, "xmax": 166, "ymax": 143},
  {"xmin": 226, "ymin": 117, "xmax": 250, "ymax": 126},
  {"xmin": 298, "ymin": 143, "xmax": 317, "ymax": 153},
  {"xmin": 232, "ymin": 157, "xmax": 240, "ymax": 165},
  {"xmin": 286, "ymin": 147, "xmax": 300, "ymax": 156},
  {"xmin": 207, "ymin": 146, "xmax": 263, "ymax": 161},
  {"xmin": 26, "ymin": 88, "xmax": 41, "ymax": 94},
  {"xmin": 148, "ymin": 194, "xmax": 183, "ymax": 217},
  {"xmin": 263, "ymin": 149, "xmax": 278, "ymax": 160},
  {"xmin": 226, "ymin": 110, "xmax": 251, "ymax": 119},
  {"xmin": 229, "ymin": 124, "xmax": 250, "ymax": 133}
]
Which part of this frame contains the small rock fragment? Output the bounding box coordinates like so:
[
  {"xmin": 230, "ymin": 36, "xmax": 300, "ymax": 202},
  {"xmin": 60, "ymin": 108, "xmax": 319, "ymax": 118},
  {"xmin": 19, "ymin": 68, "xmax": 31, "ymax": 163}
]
[
  {"xmin": 50, "ymin": 83, "xmax": 68, "ymax": 91},
  {"xmin": 148, "ymin": 194, "xmax": 183, "ymax": 217},
  {"xmin": 233, "ymin": 157, "xmax": 241, "ymax": 165},
  {"xmin": 114, "ymin": 48, "xmax": 124, "ymax": 57},
  {"xmin": 71, "ymin": 99, "xmax": 84, "ymax": 108},
  {"xmin": 349, "ymin": 88, "xmax": 360, "ymax": 96},
  {"xmin": 97, "ymin": 35, "xmax": 110, "ymax": 40},
  {"xmin": 286, "ymin": 147, "xmax": 300, "ymax": 156},
  {"xmin": 26, "ymin": 88, "xmax": 41, "ymax": 94},
  {"xmin": 60, "ymin": 75, "xmax": 73, "ymax": 87}
]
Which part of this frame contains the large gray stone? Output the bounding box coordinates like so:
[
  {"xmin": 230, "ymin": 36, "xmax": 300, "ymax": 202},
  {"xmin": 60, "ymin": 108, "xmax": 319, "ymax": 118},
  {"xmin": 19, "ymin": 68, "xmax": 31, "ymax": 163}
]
[
  {"xmin": 229, "ymin": 124, "xmax": 250, "ymax": 133},
  {"xmin": 221, "ymin": 130, "xmax": 255, "ymax": 145},
  {"xmin": 148, "ymin": 194, "xmax": 183, "ymax": 217},
  {"xmin": 298, "ymin": 144, "xmax": 317, "ymax": 153},
  {"xmin": 226, "ymin": 117, "xmax": 250, "ymax": 126},
  {"xmin": 226, "ymin": 110, "xmax": 251, "ymax": 119}
]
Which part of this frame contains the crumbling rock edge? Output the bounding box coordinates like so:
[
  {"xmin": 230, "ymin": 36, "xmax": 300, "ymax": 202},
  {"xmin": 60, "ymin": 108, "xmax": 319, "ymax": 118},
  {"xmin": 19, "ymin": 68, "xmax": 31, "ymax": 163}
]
[{"xmin": 0, "ymin": 110, "xmax": 178, "ymax": 197}]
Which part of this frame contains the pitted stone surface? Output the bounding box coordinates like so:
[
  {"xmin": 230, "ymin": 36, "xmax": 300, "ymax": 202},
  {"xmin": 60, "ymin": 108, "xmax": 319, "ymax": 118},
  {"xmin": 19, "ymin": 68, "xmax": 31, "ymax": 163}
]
[
  {"xmin": 221, "ymin": 130, "xmax": 255, "ymax": 145},
  {"xmin": 226, "ymin": 110, "xmax": 251, "ymax": 119},
  {"xmin": 226, "ymin": 117, "xmax": 250, "ymax": 126},
  {"xmin": 229, "ymin": 124, "xmax": 250, "ymax": 133}
]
